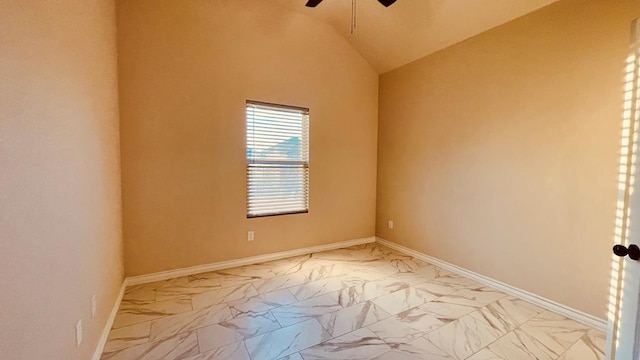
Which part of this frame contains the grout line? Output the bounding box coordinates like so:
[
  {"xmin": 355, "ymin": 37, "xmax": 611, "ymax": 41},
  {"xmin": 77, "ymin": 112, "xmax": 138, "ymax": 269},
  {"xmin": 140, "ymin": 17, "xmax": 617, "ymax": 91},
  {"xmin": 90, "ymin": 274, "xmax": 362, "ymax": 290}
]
[
  {"xmin": 270, "ymin": 309, "xmax": 284, "ymax": 329},
  {"xmin": 242, "ymin": 339, "xmax": 254, "ymax": 360},
  {"xmin": 195, "ymin": 329, "xmax": 203, "ymax": 355},
  {"xmin": 460, "ymin": 331, "xmax": 506, "ymax": 359},
  {"xmin": 554, "ymin": 334, "xmax": 588, "ymax": 360}
]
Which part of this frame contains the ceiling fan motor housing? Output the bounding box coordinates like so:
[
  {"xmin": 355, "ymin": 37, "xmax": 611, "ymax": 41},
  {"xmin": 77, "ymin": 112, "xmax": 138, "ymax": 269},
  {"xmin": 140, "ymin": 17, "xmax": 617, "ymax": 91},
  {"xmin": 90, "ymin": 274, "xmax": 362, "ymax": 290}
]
[{"xmin": 305, "ymin": 0, "xmax": 397, "ymax": 8}]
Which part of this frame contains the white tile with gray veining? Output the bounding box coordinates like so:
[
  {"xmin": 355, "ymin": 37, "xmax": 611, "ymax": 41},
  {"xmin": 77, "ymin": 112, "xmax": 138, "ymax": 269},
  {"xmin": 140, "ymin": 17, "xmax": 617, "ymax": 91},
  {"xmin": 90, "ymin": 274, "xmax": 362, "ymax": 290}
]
[
  {"xmin": 181, "ymin": 341, "xmax": 250, "ymax": 360},
  {"xmin": 149, "ymin": 303, "xmax": 232, "ymax": 341},
  {"xmin": 155, "ymin": 277, "xmax": 223, "ymax": 302},
  {"xmin": 188, "ymin": 271, "xmax": 261, "ymax": 289},
  {"xmin": 113, "ymin": 297, "xmax": 193, "ymax": 329},
  {"xmin": 251, "ymin": 271, "xmax": 315, "ymax": 295},
  {"xmin": 368, "ymin": 306, "xmax": 445, "ymax": 345},
  {"xmin": 427, "ymin": 309, "xmax": 508, "ymax": 360},
  {"xmin": 479, "ymin": 296, "xmax": 543, "ymax": 333},
  {"xmin": 289, "ymin": 275, "xmax": 365, "ymax": 301},
  {"xmin": 317, "ymin": 300, "xmax": 391, "ymax": 337},
  {"xmin": 418, "ymin": 298, "xmax": 478, "ymax": 323},
  {"xmin": 334, "ymin": 277, "xmax": 413, "ymax": 307},
  {"xmin": 372, "ymin": 286, "xmax": 438, "ymax": 315},
  {"xmin": 558, "ymin": 330, "xmax": 606, "ymax": 360},
  {"xmin": 300, "ymin": 327, "xmax": 392, "ymax": 360},
  {"xmin": 434, "ymin": 287, "xmax": 507, "ymax": 308},
  {"xmin": 476, "ymin": 328, "xmax": 558, "ymax": 360},
  {"xmin": 104, "ymin": 322, "xmax": 152, "ymax": 353},
  {"xmin": 101, "ymin": 242, "xmax": 605, "ymax": 360},
  {"xmin": 519, "ymin": 311, "xmax": 591, "ymax": 353},
  {"xmin": 270, "ymin": 291, "xmax": 345, "ymax": 327},
  {"xmin": 245, "ymin": 318, "xmax": 331, "ymax": 360},
  {"xmin": 228, "ymin": 288, "xmax": 298, "ymax": 317},
  {"xmin": 101, "ymin": 331, "xmax": 199, "ymax": 360},
  {"xmin": 196, "ymin": 311, "xmax": 281, "ymax": 353},
  {"xmin": 191, "ymin": 283, "xmax": 258, "ymax": 309},
  {"xmin": 277, "ymin": 353, "xmax": 304, "ymax": 360},
  {"xmin": 375, "ymin": 336, "xmax": 454, "ymax": 360}
]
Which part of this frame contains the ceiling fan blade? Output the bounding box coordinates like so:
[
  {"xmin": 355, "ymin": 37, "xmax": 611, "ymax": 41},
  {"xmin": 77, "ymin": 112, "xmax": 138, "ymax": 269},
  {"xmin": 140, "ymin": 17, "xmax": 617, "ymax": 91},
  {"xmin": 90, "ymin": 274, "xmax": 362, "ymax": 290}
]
[
  {"xmin": 377, "ymin": 0, "xmax": 397, "ymax": 7},
  {"xmin": 305, "ymin": 0, "xmax": 323, "ymax": 7}
]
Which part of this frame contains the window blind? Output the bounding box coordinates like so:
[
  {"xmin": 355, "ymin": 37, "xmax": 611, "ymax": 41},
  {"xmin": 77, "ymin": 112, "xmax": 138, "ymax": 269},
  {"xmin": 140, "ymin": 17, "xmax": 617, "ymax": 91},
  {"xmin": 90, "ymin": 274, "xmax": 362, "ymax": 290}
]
[{"xmin": 246, "ymin": 101, "xmax": 309, "ymax": 218}]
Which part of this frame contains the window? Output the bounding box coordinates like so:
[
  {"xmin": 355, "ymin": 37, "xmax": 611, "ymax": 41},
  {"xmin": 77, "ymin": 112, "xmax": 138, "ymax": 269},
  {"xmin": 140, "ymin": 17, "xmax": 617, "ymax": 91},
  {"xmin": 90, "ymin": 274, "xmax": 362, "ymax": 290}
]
[{"xmin": 246, "ymin": 100, "xmax": 309, "ymax": 218}]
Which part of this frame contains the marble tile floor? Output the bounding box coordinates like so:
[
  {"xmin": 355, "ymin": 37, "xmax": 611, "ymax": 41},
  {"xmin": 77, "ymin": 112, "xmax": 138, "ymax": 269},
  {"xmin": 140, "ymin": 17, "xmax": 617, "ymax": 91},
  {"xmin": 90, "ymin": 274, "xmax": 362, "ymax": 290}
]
[{"xmin": 101, "ymin": 243, "xmax": 605, "ymax": 360}]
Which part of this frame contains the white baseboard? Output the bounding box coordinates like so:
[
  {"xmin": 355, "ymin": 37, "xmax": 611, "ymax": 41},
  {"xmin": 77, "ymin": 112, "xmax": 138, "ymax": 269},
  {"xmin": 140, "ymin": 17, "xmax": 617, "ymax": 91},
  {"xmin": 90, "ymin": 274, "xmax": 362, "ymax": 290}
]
[
  {"xmin": 376, "ymin": 237, "xmax": 608, "ymax": 332},
  {"xmin": 92, "ymin": 281, "xmax": 126, "ymax": 360},
  {"xmin": 125, "ymin": 236, "xmax": 376, "ymax": 286}
]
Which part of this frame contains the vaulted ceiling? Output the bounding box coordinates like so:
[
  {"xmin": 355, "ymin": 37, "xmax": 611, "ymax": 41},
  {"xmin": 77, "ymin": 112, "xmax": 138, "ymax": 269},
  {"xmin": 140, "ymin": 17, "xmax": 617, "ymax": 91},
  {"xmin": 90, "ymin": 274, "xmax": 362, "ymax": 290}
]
[{"xmin": 274, "ymin": 0, "xmax": 558, "ymax": 73}]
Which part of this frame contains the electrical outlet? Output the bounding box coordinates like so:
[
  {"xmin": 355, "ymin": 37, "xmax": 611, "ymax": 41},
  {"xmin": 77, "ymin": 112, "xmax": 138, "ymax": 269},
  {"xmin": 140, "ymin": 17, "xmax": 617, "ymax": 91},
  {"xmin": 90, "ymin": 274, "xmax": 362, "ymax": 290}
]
[
  {"xmin": 76, "ymin": 320, "xmax": 83, "ymax": 347},
  {"xmin": 248, "ymin": 231, "xmax": 254, "ymax": 241},
  {"xmin": 91, "ymin": 295, "xmax": 97, "ymax": 318},
  {"xmin": 388, "ymin": 220, "xmax": 394, "ymax": 229}
]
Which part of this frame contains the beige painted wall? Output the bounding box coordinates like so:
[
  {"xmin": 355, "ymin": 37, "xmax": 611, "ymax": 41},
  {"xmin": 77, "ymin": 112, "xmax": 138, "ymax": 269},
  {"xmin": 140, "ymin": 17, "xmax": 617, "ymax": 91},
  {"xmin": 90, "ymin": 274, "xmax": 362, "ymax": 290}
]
[
  {"xmin": 0, "ymin": 0, "xmax": 124, "ymax": 359},
  {"xmin": 376, "ymin": 0, "xmax": 640, "ymax": 318},
  {"xmin": 117, "ymin": 0, "xmax": 379, "ymax": 276}
]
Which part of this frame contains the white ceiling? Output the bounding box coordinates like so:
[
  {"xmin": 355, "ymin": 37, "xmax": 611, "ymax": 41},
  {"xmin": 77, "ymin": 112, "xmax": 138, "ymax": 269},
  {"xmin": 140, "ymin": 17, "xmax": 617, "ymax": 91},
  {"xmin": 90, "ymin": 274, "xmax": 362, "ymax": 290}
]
[{"xmin": 274, "ymin": 0, "xmax": 558, "ymax": 73}]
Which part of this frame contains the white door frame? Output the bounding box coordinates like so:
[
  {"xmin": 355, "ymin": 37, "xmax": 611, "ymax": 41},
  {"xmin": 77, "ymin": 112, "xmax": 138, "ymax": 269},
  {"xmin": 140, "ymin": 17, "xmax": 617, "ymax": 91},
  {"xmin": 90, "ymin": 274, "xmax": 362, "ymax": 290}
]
[{"xmin": 607, "ymin": 17, "xmax": 640, "ymax": 360}]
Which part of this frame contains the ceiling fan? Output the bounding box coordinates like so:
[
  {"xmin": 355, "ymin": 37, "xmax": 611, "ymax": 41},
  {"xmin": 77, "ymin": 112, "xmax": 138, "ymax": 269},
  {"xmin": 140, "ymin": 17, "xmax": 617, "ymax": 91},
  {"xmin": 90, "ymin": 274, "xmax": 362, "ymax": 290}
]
[{"xmin": 305, "ymin": 0, "xmax": 396, "ymax": 7}]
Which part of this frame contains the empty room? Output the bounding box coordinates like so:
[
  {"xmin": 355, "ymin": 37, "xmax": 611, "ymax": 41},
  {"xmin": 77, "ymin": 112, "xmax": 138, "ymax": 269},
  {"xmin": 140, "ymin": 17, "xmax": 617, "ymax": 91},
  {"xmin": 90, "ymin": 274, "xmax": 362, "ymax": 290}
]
[{"xmin": 3, "ymin": 0, "xmax": 640, "ymax": 359}]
